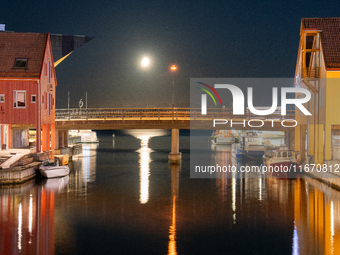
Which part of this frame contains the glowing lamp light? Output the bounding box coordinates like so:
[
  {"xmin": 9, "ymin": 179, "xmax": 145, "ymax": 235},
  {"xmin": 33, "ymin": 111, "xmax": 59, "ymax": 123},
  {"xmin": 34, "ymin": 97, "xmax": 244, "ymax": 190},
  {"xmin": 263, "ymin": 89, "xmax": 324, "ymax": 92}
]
[
  {"xmin": 170, "ymin": 65, "xmax": 177, "ymax": 71},
  {"xmin": 141, "ymin": 57, "xmax": 149, "ymax": 67}
]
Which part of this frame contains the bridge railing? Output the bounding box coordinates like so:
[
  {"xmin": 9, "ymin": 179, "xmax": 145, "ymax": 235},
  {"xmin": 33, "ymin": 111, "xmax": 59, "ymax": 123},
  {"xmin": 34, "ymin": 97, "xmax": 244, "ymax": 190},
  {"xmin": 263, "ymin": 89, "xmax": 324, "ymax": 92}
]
[{"xmin": 55, "ymin": 108, "xmax": 295, "ymax": 121}]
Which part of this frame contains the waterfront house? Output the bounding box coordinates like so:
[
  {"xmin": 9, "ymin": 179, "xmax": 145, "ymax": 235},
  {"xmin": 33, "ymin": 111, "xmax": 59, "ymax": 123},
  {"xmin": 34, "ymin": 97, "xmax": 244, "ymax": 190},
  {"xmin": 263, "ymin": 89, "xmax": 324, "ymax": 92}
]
[
  {"xmin": 294, "ymin": 18, "xmax": 340, "ymax": 165},
  {"xmin": 0, "ymin": 31, "xmax": 56, "ymax": 152}
]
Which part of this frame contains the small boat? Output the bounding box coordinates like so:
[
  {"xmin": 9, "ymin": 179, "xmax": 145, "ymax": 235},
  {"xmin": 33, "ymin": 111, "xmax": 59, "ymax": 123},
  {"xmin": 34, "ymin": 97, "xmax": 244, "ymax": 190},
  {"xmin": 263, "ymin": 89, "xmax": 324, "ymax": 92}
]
[
  {"xmin": 264, "ymin": 145, "xmax": 300, "ymax": 178},
  {"xmin": 39, "ymin": 161, "xmax": 70, "ymax": 178},
  {"xmin": 232, "ymin": 132, "xmax": 264, "ymax": 161},
  {"xmin": 211, "ymin": 130, "xmax": 236, "ymax": 145},
  {"xmin": 69, "ymin": 130, "xmax": 99, "ymax": 143}
]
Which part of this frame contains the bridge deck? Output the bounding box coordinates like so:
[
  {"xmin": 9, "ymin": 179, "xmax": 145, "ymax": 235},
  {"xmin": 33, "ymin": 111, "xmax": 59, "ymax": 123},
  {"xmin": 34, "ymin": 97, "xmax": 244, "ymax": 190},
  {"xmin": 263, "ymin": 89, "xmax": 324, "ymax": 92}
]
[{"xmin": 55, "ymin": 108, "xmax": 295, "ymax": 131}]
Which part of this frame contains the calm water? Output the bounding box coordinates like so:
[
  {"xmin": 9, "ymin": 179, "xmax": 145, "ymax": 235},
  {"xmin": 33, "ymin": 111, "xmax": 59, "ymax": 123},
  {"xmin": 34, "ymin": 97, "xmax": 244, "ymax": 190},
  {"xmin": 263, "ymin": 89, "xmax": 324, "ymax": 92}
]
[{"xmin": 1, "ymin": 130, "xmax": 340, "ymax": 255}]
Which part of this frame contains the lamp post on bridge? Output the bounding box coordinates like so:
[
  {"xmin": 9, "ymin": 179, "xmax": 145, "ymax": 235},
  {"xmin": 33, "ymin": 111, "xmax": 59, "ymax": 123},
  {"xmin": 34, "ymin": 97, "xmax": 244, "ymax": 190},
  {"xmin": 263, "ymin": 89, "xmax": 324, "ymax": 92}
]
[{"xmin": 170, "ymin": 63, "xmax": 177, "ymax": 122}]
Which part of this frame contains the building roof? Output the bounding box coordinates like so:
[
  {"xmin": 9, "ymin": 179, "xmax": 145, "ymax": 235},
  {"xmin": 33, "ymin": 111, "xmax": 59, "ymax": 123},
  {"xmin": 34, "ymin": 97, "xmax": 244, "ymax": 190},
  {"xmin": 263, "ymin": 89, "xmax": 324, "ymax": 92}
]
[
  {"xmin": 302, "ymin": 18, "xmax": 340, "ymax": 69},
  {"xmin": 0, "ymin": 32, "xmax": 48, "ymax": 78}
]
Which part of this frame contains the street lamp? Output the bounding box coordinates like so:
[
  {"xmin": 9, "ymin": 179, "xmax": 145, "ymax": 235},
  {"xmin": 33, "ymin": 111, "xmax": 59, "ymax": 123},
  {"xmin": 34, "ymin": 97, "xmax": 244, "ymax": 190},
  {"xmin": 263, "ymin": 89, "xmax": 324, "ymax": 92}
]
[
  {"xmin": 170, "ymin": 64, "xmax": 177, "ymax": 108},
  {"xmin": 170, "ymin": 64, "xmax": 177, "ymax": 122}
]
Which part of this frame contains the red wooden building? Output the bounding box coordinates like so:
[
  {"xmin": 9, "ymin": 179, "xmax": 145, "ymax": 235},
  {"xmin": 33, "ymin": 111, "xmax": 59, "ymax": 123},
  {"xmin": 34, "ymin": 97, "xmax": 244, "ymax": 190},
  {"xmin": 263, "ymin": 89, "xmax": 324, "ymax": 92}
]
[{"xmin": 0, "ymin": 32, "xmax": 56, "ymax": 152}]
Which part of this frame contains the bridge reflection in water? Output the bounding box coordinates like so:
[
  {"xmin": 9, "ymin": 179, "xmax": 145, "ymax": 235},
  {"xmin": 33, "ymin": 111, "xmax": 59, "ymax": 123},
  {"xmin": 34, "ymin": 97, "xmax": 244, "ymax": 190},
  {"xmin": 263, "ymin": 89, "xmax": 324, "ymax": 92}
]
[{"xmin": 1, "ymin": 134, "xmax": 340, "ymax": 254}]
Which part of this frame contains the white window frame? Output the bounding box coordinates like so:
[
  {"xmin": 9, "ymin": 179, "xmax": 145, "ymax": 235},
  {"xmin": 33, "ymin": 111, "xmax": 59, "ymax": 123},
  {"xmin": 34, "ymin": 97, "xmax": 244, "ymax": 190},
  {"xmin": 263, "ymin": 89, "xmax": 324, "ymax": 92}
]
[
  {"xmin": 13, "ymin": 90, "xmax": 26, "ymax": 108},
  {"xmin": 0, "ymin": 94, "xmax": 4, "ymax": 103},
  {"xmin": 31, "ymin": 95, "xmax": 36, "ymax": 103}
]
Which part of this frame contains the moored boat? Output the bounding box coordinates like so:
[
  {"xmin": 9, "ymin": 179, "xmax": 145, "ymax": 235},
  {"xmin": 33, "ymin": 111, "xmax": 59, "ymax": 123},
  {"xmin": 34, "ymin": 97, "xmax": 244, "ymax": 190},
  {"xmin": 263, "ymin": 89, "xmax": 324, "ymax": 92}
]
[
  {"xmin": 265, "ymin": 145, "xmax": 300, "ymax": 178},
  {"xmin": 211, "ymin": 130, "xmax": 236, "ymax": 145},
  {"xmin": 232, "ymin": 132, "xmax": 264, "ymax": 161},
  {"xmin": 69, "ymin": 130, "xmax": 99, "ymax": 143},
  {"xmin": 39, "ymin": 164, "xmax": 70, "ymax": 178}
]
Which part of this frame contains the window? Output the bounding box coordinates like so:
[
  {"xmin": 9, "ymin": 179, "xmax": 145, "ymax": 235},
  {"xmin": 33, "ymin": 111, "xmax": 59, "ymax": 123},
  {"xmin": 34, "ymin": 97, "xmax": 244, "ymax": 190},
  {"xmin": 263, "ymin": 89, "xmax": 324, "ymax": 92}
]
[
  {"xmin": 14, "ymin": 59, "xmax": 28, "ymax": 68},
  {"xmin": 31, "ymin": 95, "xmax": 36, "ymax": 103},
  {"xmin": 13, "ymin": 91, "xmax": 26, "ymax": 108},
  {"xmin": 0, "ymin": 94, "xmax": 4, "ymax": 103},
  {"xmin": 46, "ymin": 61, "xmax": 50, "ymax": 83}
]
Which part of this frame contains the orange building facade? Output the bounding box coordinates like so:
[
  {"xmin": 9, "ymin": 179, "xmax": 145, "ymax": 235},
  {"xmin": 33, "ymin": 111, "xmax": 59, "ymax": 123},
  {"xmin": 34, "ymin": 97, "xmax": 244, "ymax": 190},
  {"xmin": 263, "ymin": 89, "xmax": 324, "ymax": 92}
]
[{"xmin": 294, "ymin": 18, "xmax": 340, "ymax": 165}]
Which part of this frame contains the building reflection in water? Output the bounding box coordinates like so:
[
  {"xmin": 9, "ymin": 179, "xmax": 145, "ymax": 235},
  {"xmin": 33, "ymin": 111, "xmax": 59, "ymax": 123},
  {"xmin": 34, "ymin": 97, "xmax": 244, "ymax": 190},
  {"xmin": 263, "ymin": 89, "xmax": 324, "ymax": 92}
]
[
  {"xmin": 0, "ymin": 179, "xmax": 68, "ymax": 255},
  {"xmin": 70, "ymin": 143, "xmax": 98, "ymax": 194},
  {"xmin": 212, "ymin": 142, "xmax": 340, "ymax": 254},
  {"xmin": 294, "ymin": 178, "xmax": 340, "ymax": 255},
  {"xmin": 212, "ymin": 144, "xmax": 266, "ymax": 225},
  {"xmin": 3, "ymin": 134, "xmax": 340, "ymax": 254}
]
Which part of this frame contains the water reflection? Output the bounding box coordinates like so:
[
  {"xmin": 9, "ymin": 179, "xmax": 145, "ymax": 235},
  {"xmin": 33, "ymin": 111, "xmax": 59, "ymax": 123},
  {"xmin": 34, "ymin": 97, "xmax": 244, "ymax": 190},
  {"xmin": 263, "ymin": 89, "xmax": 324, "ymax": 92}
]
[
  {"xmin": 0, "ymin": 182, "xmax": 62, "ymax": 255},
  {"xmin": 137, "ymin": 135, "xmax": 153, "ymax": 204},
  {"xmin": 294, "ymin": 178, "xmax": 340, "ymax": 255},
  {"xmin": 168, "ymin": 164, "xmax": 180, "ymax": 255},
  {"xmin": 70, "ymin": 143, "xmax": 98, "ymax": 194},
  {"xmin": 3, "ymin": 133, "xmax": 340, "ymax": 254},
  {"xmin": 129, "ymin": 129, "xmax": 169, "ymax": 204}
]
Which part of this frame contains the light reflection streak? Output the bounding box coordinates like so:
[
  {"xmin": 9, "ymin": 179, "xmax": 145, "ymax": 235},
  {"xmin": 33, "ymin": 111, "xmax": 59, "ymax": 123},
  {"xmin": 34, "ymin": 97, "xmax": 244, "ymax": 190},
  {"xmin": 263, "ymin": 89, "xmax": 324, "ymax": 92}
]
[
  {"xmin": 331, "ymin": 201, "xmax": 334, "ymax": 236},
  {"xmin": 331, "ymin": 200, "xmax": 334, "ymax": 254},
  {"xmin": 168, "ymin": 164, "xmax": 180, "ymax": 255},
  {"xmin": 129, "ymin": 129, "xmax": 168, "ymax": 204},
  {"xmin": 83, "ymin": 145, "xmax": 90, "ymax": 182},
  {"xmin": 138, "ymin": 135, "xmax": 153, "ymax": 204},
  {"xmin": 29, "ymin": 194, "xmax": 33, "ymax": 243},
  {"xmin": 232, "ymin": 172, "xmax": 236, "ymax": 224},
  {"xmin": 168, "ymin": 195, "xmax": 177, "ymax": 255},
  {"xmin": 292, "ymin": 223, "xmax": 299, "ymax": 255},
  {"xmin": 259, "ymin": 178, "xmax": 262, "ymax": 201},
  {"xmin": 18, "ymin": 203, "xmax": 22, "ymax": 251}
]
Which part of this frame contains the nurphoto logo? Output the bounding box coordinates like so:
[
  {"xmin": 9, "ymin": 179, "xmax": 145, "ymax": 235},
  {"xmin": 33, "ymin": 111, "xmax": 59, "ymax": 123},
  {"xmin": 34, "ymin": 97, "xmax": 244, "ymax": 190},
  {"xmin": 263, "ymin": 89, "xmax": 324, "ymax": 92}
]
[{"xmin": 198, "ymin": 82, "xmax": 311, "ymax": 116}]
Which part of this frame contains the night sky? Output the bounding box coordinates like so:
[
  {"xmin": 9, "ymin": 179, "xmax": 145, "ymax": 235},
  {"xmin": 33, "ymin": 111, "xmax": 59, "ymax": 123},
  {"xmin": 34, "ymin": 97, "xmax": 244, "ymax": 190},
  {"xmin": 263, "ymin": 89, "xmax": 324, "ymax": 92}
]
[{"xmin": 1, "ymin": 1, "xmax": 340, "ymax": 108}]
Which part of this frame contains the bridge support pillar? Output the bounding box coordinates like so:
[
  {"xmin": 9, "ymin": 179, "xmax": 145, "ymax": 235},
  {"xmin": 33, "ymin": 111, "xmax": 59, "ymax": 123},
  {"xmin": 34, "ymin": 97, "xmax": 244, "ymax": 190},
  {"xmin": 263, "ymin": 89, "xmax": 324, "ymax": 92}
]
[
  {"xmin": 285, "ymin": 131, "xmax": 295, "ymax": 151},
  {"xmin": 58, "ymin": 130, "xmax": 64, "ymax": 148},
  {"xmin": 300, "ymin": 124, "xmax": 307, "ymax": 163},
  {"xmin": 168, "ymin": 129, "xmax": 181, "ymax": 164},
  {"xmin": 63, "ymin": 130, "xmax": 68, "ymax": 148}
]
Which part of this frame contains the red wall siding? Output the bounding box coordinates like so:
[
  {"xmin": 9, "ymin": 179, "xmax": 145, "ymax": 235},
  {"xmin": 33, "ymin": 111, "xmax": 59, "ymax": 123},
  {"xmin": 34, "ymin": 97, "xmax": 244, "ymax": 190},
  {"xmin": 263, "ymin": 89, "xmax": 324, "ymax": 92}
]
[
  {"xmin": 40, "ymin": 35, "xmax": 56, "ymax": 125},
  {"xmin": 0, "ymin": 34, "xmax": 56, "ymax": 127},
  {"xmin": 0, "ymin": 80, "xmax": 38, "ymax": 125}
]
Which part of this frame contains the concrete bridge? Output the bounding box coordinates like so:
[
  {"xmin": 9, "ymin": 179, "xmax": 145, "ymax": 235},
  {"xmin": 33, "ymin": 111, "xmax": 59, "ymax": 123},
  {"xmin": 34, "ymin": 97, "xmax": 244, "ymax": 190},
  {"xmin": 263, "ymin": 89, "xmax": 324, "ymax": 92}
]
[
  {"xmin": 55, "ymin": 108, "xmax": 295, "ymax": 131},
  {"xmin": 55, "ymin": 107, "xmax": 295, "ymax": 164}
]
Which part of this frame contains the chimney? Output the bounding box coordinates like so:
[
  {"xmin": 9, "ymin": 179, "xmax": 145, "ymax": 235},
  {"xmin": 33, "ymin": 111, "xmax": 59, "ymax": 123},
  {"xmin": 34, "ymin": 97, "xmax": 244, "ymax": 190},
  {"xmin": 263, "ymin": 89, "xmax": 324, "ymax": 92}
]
[{"xmin": 0, "ymin": 24, "xmax": 5, "ymax": 31}]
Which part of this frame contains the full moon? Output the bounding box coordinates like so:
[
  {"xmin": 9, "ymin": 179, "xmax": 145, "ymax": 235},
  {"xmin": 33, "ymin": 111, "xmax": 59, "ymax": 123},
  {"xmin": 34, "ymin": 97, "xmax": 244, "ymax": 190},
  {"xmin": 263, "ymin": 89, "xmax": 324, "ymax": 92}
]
[{"xmin": 141, "ymin": 57, "xmax": 149, "ymax": 67}]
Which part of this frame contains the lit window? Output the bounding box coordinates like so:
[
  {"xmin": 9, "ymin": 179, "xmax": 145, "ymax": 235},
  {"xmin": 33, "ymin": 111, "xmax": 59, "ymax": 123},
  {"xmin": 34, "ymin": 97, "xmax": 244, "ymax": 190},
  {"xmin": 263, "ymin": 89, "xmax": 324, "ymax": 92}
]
[
  {"xmin": 0, "ymin": 94, "xmax": 4, "ymax": 103},
  {"xmin": 31, "ymin": 95, "xmax": 36, "ymax": 103},
  {"xmin": 14, "ymin": 59, "xmax": 28, "ymax": 68},
  {"xmin": 13, "ymin": 91, "xmax": 26, "ymax": 108}
]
